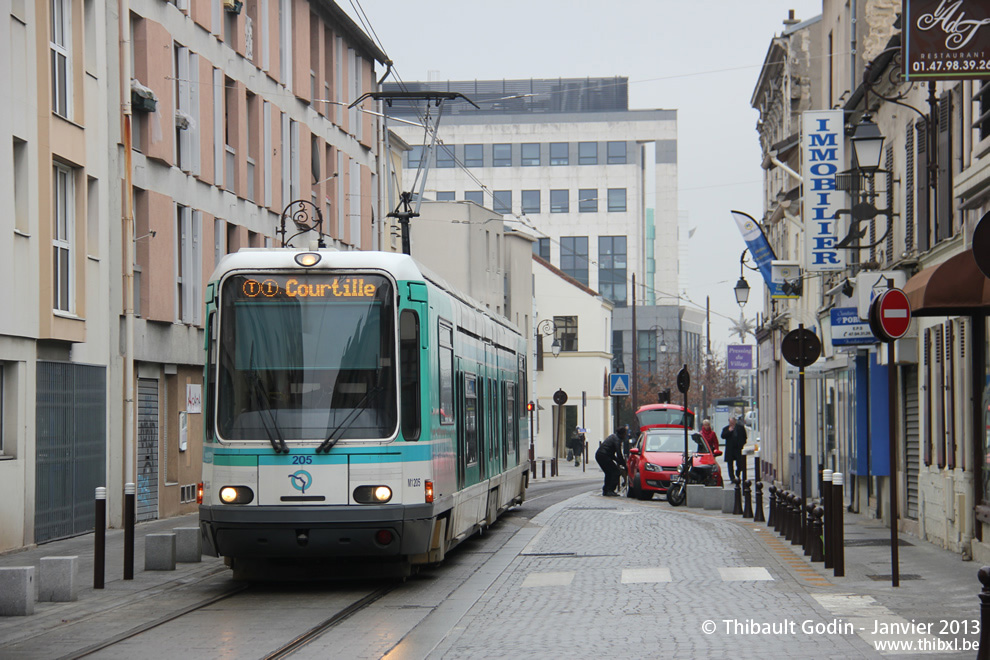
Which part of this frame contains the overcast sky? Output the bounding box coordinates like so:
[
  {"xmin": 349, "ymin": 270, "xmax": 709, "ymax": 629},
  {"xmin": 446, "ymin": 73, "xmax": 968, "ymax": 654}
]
[{"xmin": 344, "ymin": 0, "xmax": 824, "ymax": 347}]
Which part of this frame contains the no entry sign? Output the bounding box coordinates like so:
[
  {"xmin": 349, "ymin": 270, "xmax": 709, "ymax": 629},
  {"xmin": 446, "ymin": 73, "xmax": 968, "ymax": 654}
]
[{"xmin": 869, "ymin": 288, "xmax": 911, "ymax": 342}]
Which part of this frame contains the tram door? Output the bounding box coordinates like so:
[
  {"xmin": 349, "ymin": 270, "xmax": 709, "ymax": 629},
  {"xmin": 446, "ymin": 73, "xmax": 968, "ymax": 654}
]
[{"xmin": 460, "ymin": 372, "xmax": 480, "ymax": 487}]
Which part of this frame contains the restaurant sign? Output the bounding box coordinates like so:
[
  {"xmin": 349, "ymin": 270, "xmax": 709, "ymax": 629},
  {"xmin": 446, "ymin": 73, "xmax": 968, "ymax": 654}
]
[{"xmin": 903, "ymin": 0, "xmax": 990, "ymax": 81}]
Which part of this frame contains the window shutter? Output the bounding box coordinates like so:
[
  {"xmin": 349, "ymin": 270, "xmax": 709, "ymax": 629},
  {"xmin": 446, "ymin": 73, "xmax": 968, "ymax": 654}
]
[
  {"xmin": 916, "ymin": 120, "xmax": 929, "ymax": 252},
  {"xmin": 923, "ymin": 327, "xmax": 931, "ymax": 466},
  {"xmin": 904, "ymin": 121, "xmax": 915, "ymax": 253},
  {"xmin": 946, "ymin": 321, "xmax": 955, "ymax": 470},
  {"xmin": 936, "ymin": 92, "xmax": 952, "ymax": 243}
]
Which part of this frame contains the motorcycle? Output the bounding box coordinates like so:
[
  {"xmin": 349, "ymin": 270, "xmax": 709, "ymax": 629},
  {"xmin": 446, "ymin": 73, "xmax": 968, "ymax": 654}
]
[{"xmin": 667, "ymin": 433, "xmax": 721, "ymax": 507}]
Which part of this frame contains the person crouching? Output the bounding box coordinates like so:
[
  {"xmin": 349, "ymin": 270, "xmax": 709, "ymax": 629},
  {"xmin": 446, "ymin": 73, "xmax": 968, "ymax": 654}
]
[{"xmin": 596, "ymin": 426, "xmax": 628, "ymax": 496}]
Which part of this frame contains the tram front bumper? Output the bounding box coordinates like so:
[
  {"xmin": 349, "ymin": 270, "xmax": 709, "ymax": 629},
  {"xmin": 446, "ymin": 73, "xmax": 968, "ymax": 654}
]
[{"xmin": 199, "ymin": 503, "xmax": 437, "ymax": 559}]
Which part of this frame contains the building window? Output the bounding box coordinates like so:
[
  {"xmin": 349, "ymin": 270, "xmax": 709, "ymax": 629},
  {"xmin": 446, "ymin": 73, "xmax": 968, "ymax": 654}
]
[
  {"xmin": 553, "ymin": 316, "xmax": 578, "ymax": 352},
  {"xmin": 607, "ymin": 141, "xmax": 627, "ymax": 164},
  {"xmin": 599, "ymin": 236, "xmax": 627, "ymax": 307},
  {"xmin": 408, "ymin": 145, "xmax": 423, "ymax": 168},
  {"xmin": 175, "ymin": 206, "xmax": 202, "ymax": 325},
  {"xmin": 465, "ymin": 190, "xmax": 484, "ymax": 206},
  {"xmin": 977, "ymin": 80, "xmax": 990, "ymax": 142},
  {"xmin": 51, "ymin": 0, "xmax": 71, "ymax": 118},
  {"xmin": 550, "ymin": 142, "xmax": 568, "ymax": 166},
  {"xmin": 521, "ymin": 143, "xmax": 540, "ymax": 166},
  {"xmin": 436, "ymin": 144, "xmax": 455, "ymax": 168},
  {"xmin": 53, "ymin": 163, "xmax": 74, "ymax": 313},
  {"xmin": 578, "ymin": 189, "xmax": 598, "ymax": 213},
  {"xmin": 608, "ymin": 188, "xmax": 627, "ymax": 212},
  {"xmin": 493, "ymin": 190, "xmax": 512, "ymax": 214},
  {"xmin": 533, "ymin": 237, "xmax": 550, "ymax": 261},
  {"xmin": 578, "ymin": 142, "xmax": 598, "ymax": 165},
  {"xmin": 464, "ymin": 144, "xmax": 483, "ymax": 167},
  {"xmin": 521, "ymin": 189, "xmax": 541, "ymax": 214},
  {"xmin": 493, "ymin": 143, "xmax": 512, "ymax": 167},
  {"xmin": 436, "ymin": 191, "xmax": 455, "ymax": 201},
  {"xmin": 550, "ymin": 189, "xmax": 569, "ymax": 213},
  {"xmin": 560, "ymin": 236, "xmax": 589, "ymax": 285},
  {"xmin": 638, "ymin": 329, "xmax": 657, "ymax": 373}
]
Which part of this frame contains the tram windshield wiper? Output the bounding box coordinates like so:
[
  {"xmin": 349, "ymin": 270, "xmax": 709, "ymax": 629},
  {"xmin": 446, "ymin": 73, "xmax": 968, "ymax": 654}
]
[
  {"xmin": 317, "ymin": 384, "xmax": 382, "ymax": 453},
  {"xmin": 247, "ymin": 349, "xmax": 288, "ymax": 453}
]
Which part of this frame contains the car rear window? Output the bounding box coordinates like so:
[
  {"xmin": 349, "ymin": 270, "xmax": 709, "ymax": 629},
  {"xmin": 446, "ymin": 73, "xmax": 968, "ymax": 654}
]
[
  {"xmin": 637, "ymin": 408, "xmax": 694, "ymax": 429},
  {"xmin": 644, "ymin": 431, "xmax": 709, "ymax": 454}
]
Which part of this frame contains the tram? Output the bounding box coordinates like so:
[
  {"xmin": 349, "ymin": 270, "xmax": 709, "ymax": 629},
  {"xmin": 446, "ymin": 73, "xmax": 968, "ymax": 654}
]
[{"xmin": 198, "ymin": 248, "xmax": 528, "ymax": 577}]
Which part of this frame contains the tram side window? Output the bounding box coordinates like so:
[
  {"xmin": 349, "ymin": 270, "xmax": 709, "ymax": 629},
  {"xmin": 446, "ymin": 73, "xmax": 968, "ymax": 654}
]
[
  {"xmin": 439, "ymin": 321, "xmax": 454, "ymax": 425},
  {"xmin": 399, "ymin": 310, "xmax": 421, "ymax": 441},
  {"xmin": 205, "ymin": 310, "xmax": 216, "ymax": 439},
  {"xmin": 464, "ymin": 374, "xmax": 478, "ymax": 465},
  {"xmin": 505, "ymin": 381, "xmax": 516, "ymax": 462}
]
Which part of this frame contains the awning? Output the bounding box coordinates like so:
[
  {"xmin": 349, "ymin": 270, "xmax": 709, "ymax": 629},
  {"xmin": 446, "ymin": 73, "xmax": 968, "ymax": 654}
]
[{"xmin": 903, "ymin": 249, "xmax": 990, "ymax": 316}]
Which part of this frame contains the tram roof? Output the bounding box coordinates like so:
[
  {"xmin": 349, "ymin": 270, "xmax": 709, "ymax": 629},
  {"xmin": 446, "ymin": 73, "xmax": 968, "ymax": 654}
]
[{"xmin": 211, "ymin": 248, "xmax": 426, "ymax": 282}]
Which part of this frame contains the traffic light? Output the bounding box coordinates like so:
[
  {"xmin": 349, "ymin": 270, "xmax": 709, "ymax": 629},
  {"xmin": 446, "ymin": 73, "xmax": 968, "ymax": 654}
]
[{"xmin": 527, "ymin": 401, "xmax": 535, "ymax": 413}]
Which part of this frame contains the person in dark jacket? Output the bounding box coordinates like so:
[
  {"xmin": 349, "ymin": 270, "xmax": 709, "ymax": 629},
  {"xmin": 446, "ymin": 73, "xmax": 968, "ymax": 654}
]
[
  {"xmin": 568, "ymin": 431, "xmax": 585, "ymax": 466},
  {"xmin": 596, "ymin": 426, "xmax": 627, "ymax": 496},
  {"xmin": 721, "ymin": 416, "xmax": 748, "ymax": 483}
]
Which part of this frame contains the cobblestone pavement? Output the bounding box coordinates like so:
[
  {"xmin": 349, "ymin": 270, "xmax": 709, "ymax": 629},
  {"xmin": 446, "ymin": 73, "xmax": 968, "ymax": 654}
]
[{"xmin": 422, "ymin": 464, "xmax": 982, "ymax": 659}]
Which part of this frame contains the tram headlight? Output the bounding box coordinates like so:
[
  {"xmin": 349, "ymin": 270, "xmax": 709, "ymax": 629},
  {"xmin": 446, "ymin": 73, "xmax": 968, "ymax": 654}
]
[
  {"xmin": 353, "ymin": 485, "xmax": 393, "ymax": 504},
  {"xmin": 294, "ymin": 252, "xmax": 321, "ymax": 267},
  {"xmin": 219, "ymin": 486, "xmax": 254, "ymax": 504}
]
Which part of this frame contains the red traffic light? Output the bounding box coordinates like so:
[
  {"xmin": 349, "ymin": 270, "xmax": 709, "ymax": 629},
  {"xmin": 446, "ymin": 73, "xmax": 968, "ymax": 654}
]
[{"xmin": 527, "ymin": 401, "xmax": 535, "ymax": 412}]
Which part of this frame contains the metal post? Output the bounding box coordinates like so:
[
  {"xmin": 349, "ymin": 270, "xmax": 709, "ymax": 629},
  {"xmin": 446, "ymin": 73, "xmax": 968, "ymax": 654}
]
[
  {"xmin": 811, "ymin": 506, "xmax": 825, "ymax": 563},
  {"xmin": 124, "ymin": 482, "xmax": 135, "ymax": 580},
  {"xmin": 754, "ymin": 481, "xmax": 765, "ymax": 523},
  {"xmin": 804, "ymin": 500, "xmax": 814, "ymax": 557},
  {"xmin": 798, "ymin": 324, "xmax": 808, "ymax": 556},
  {"xmin": 833, "ymin": 472, "xmax": 845, "ymax": 577},
  {"xmin": 887, "ymin": 337, "xmax": 900, "ymax": 588},
  {"xmin": 823, "ymin": 469, "xmax": 833, "ymax": 569},
  {"xmin": 743, "ymin": 480, "xmax": 753, "ymax": 518},
  {"xmin": 733, "ymin": 480, "xmax": 743, "ymax": 515},
  {"xmin": 529, "ymin": 403, "xmax": 535, "ymax": 479},
  {"xmin": 791, "ymin": 495, "xmax": 802, "ymax": 546},
  {"xmin": 767, "ymin": 485, "xmax": 777, "ymax": 528},
  {"xmin": 94, "ymin": 487, "xmax": 106, "ymax": 589},
  {"xmin": 979, "ymin": 567, "xmax": 990, "ymax": 660}
]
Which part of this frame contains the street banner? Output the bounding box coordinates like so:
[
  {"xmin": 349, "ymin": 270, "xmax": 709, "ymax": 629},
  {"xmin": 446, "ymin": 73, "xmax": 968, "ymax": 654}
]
[
  {"xmin": 903, "ymin": 0, "xmax": 990, "ymax": 81},
  {"xmin": 829, "ymin": 307, "xmax": 877, "ymax": 346},
  {"xmin": 731, "ymin": 210, "xmax": 785, "ymax": 298},
  {"xmin": 727, "ymin": 344, "xmax": 755, "ymax": 370},
  {"xmin": 802, "ymin": 110, "xmax": 847, "ymax": 272}
]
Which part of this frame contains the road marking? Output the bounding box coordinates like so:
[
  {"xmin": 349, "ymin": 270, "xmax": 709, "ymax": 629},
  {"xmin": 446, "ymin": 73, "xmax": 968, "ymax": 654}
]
[
  {"xmin": 521, "ymin": 571, "xmax": 574, "ymax": 587},
  {"xmin": 621, "ymin": 567, "xmax": 672, "ymax": 584},
  {"xmin": 718, "ymin": 567, "xmax": 774, "ymax": 581}
]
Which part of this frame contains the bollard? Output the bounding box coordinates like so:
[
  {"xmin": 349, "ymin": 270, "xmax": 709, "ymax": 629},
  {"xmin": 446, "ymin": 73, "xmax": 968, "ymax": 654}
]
[
  {"xmin": 803, "ymin": 500, "xmax": 814, "ymax": 557},
  {"xmin": 743, "ymin": 480, "xmax": 753, "ymax": 519},
  {"xmin": 777, "ymin": 490, "xmax": 792, "ymax": 541},
  {"xmin": 811, "ymin": 506, "xmax": 825, "ymax": 563},
  {"xmin": 541, "ymin": 460, "xmax": 546, "ymax": 479},
  {"xmin": 791, "ymin": 495, "xmax": 803, "ymax": 546},
  {"xmin": 754, "ymin": 481, "xmax": 765, "ymax": 523},
  {"xmin": 782, "ymin": 492, "xmax": 792, "ymax": 541},
  {"xmin": 551, "ymin": 458, "xmax": 556, "ymax": 477},
  {"xmin": 733, "ymin": 480, "xmax": 743, "ymax": 515},
  {"xmin": 833, "ymin": 472, "xmax": 845, "ymax": 577},
  {"xmin": 823, "ymin": 470, "xmax": 833, "ymax": 570},
  {"xmin": 978, "ymin": 567, "xmax": 990, "ymax": 660},
  {"xmin": 94, "ymin": 487, "xmax": 106, "ymax": 589},
  {"xmin": 124, "ymin": 482, "xmax": 135, "ymax": 580},
  {"xmin": 767, "ymin": 484, "xmax": 776, "ymax": 528},
  {"xmin": 530, "ymin": 459, "xmax": 536, "ymax": 478}
]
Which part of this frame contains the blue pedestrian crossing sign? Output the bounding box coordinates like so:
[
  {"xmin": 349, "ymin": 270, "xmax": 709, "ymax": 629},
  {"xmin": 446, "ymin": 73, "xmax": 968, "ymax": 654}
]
[{"xmin": 609, "ymin": 373, "xmax": 630, "ymax": 396}]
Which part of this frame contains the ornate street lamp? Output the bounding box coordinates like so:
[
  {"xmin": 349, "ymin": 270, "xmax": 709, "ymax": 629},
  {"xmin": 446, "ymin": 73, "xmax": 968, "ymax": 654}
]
[
  {"xmin": 536, "ymin": 319, "xmax": 559, "ymax": 371},
  {"xmin": 850, "ymin": 113, "xmax": 885, "ymax": 173},
  {"xmin": 734, "ymin": 275, "xmax": 751, "ymax": 307}
]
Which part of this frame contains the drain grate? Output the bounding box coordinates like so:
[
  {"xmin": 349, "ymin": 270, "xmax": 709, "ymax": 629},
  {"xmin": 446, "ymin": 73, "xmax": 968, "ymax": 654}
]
[
  {"xmin": 844, "ymin": 538, "xmax": 913, "ymax": 547},
  {"xmin": 866, "ymin": 573, "xmax": 922, "ymax": 581}
]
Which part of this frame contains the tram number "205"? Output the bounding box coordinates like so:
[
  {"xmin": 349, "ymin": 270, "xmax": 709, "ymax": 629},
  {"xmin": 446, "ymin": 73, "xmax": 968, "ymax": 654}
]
[{"xmin": 291, "ymin": 456, "xmax": 313, "ymax": 465}]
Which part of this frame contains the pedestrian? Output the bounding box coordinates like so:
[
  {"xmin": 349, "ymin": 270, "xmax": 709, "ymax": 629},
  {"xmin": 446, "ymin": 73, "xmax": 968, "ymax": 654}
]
[
  {"xmin": 568, "ymin": 430, "xmax": 585, "ymax": 467},
  {"xmin": 721, "ymin": 416, "xmax": 748, "ymax": 483},
  {"xmin": 700, "ymin": 418, "xmax": 719, "ymax": 453},
  {"xmin": 595, "ymin": 426, "xmax": 627, "ymax": 496}
]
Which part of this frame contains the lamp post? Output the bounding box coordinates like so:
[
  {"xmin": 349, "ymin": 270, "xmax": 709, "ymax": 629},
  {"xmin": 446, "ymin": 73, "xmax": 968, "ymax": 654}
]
[
  {"xmin": 535, "ymin": 319, "xmax": 560, "ymax": 372},
  {"xmin": 834, "ymin": 113, "xmax": 891, "ymax": 252}
]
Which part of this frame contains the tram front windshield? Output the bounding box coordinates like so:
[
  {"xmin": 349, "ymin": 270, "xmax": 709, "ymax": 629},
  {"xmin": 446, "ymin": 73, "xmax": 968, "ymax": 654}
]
[{"xmin": 216, "ymin": 272, "xmax": 397, "ymax": 442}]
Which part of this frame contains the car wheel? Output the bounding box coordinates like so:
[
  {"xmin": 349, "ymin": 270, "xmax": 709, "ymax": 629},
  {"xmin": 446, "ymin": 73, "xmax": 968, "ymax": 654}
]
[{"xmin": 627, "ymin": 472, "xmax": 639, "ymax": 498}]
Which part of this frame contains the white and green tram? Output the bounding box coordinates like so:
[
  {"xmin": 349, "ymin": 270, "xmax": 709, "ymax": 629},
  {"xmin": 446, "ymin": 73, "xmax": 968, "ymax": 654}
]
[{"xmin": 198, "ymin": 249, "xmax": 528, "ymax": 577}]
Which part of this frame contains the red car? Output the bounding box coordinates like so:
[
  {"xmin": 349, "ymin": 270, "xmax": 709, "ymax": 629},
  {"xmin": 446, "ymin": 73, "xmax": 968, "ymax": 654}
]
[
  {"xmin": 635, "ymin": 403, "xmax": 695, "ymax": 432},
  {"xmin": 626, "ymin": 428, "xmax": 723, "ymax": 500}
]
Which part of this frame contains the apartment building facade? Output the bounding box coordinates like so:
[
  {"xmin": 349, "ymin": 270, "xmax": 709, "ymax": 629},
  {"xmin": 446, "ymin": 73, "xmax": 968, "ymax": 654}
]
[
  {"xmin": 752, "ymin": 0, "xmax": 990, "ymax": 560},
  {"xmin": 382, "ymin": 78, "xmax": 679, "ymax": 310},
  {"xmin": 0, "ymin": 0, "xmax": 386, "ymax": 552}
]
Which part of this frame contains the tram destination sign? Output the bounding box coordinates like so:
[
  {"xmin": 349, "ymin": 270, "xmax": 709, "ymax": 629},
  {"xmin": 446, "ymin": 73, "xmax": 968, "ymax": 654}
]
[{"xmin": 903, "ymin": 0, "xmax": 990, "ymax": 81}]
